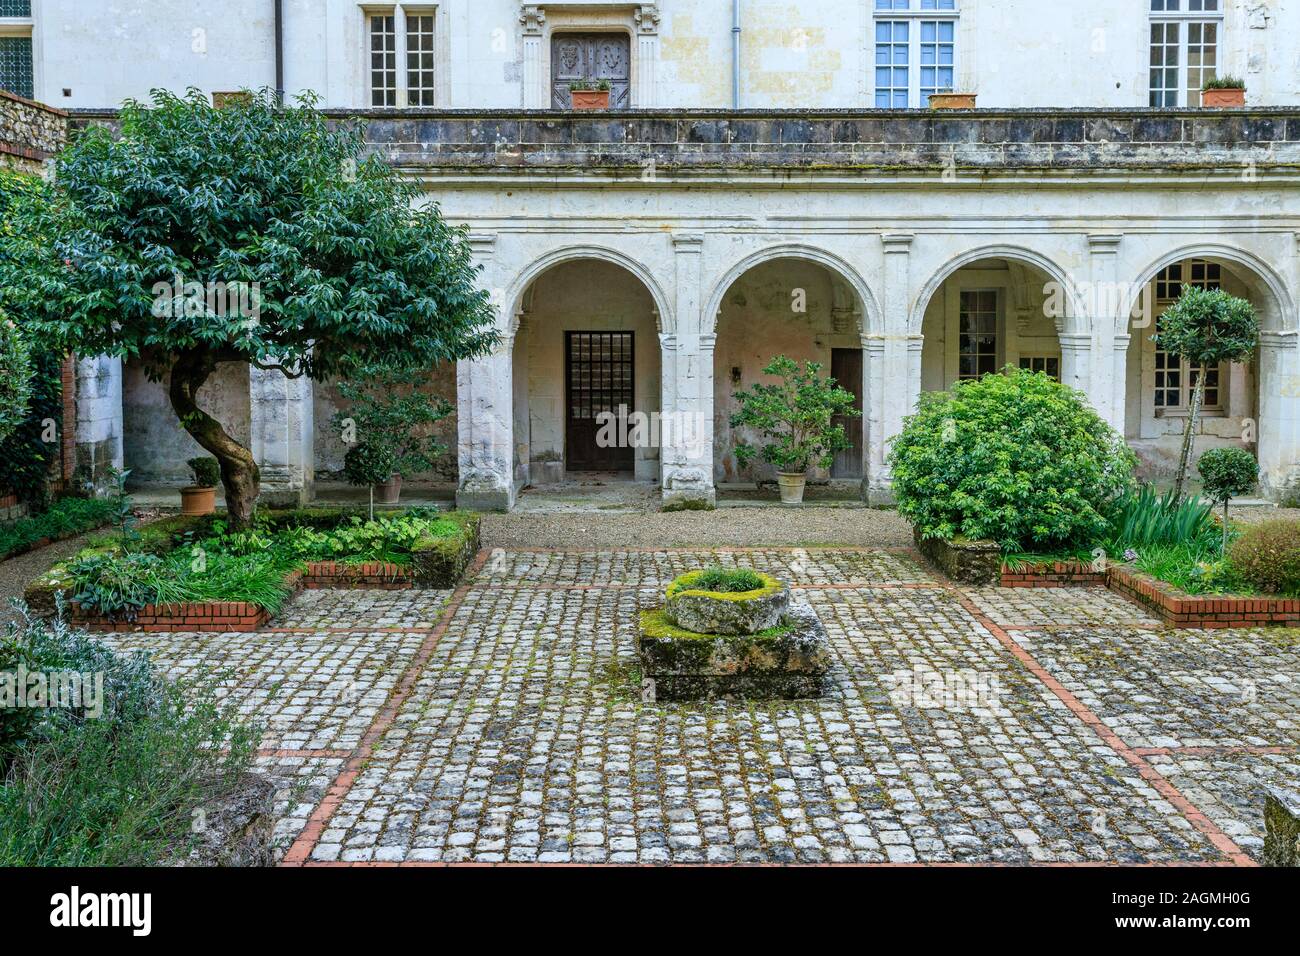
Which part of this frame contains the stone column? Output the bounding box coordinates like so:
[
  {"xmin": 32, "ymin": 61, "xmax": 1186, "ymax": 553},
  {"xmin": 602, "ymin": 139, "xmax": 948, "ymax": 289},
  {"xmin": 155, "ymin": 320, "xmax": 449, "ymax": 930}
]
[
  {"xmin": 1257, "ymin": 330, "xmax": 1300, "ymax": 503},
  {"xmin": 1086, "ymin": 233, "xmax": 1124, "ymax": 429},
  {"xmin": 73, "ymin": 355, "xmax": 124, "ymax": 492},
  {"xmin": 1058, "ymin": 332, "xmax": 1093, "ymax": 396},
  {"xmin": 866, "ymin": 234, "xmax": 916, "ymax": 504},
  {"xmin": 455, "ymin": 348, "xmax": 516, "ymax": 511},
  {"xmin": 634, "ymin": 5, "xmax": 660, "ymax": 107},
  {"xmin": 250, "ymin": 366, "xmax": 314, "ymax": 507},
  {"xmin": 520, "ymin": 6, "xmax": 546, "ymax": 108},
  {"xmin": 661, "ymin": 233, "xmax": 714, "ymax": 509}
]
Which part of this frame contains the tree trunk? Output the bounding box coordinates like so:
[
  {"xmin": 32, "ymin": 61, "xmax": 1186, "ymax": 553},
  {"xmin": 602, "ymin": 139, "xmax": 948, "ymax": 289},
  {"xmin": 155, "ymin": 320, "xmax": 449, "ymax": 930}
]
[
  {"xmin": 1222, "ymin": 499, "xmax": 1230, "ymax": 556},
  {"xmin": 1172, "ymin": 365, "xmax": 1207, "ymax": 500},
  {"xmin": 169, "ymin": 348, "xmax": 261, "ymax": 530}
]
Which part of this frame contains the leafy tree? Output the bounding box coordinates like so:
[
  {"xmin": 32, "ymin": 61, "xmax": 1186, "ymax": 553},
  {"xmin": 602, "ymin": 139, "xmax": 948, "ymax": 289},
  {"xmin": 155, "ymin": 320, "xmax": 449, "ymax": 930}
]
[
  {"xmin": 0, "ymin": 88, "xmax": 497, "ymax": 528},
  {"xmin": 1153, "ymin": 287, "xmax": 1259, "ymax": 498},
  {"xmin": 1197, "ymin": 446, "xmax": 1258, "ymax": 554},
  {"xmin": 332, "ymin": 363, "xmax": 452, "ymax": 478},
  {"xmin": 0, "ymin": 311, "xmax": 32, "ymax": 446},
  {"xmin": 730, "ymin": 356, "xmax": 859, "ymax": 475},
  {"xmin": 889, "ymin": 367, "xmax": 1135, "ymax": 552}
]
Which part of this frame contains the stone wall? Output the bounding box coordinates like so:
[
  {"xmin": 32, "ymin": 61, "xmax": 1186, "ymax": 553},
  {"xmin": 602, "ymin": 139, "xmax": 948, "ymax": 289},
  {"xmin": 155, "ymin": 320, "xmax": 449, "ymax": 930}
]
[{"xmin": 0, "ymin": 90, "xmax": 67, "ymax": 174}]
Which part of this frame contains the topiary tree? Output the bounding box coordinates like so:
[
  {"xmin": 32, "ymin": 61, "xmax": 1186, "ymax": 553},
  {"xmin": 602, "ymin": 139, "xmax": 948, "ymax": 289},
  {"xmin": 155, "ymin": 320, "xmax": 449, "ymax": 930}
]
[
  {"xmin": 0, "ymin": 312, "xmax": 33, "ymax": 446},
  {"xmin": 730, "ymin": 356, "xmax": 859, "ymax": 476},
  {"xmin": 344, "ymin": 442, "xmax": 396, "ymax": 521},
  {"xmin": 1154, "ymin": 287, "xmax": 1259, "ymax": 499},
  {"xmin": 332, "ymin": 363, "xmax": 452, "ymax": 479},
  {"xmin": 889, "ymin": 366, "xmax": 1135, "ymax": 552},
  {"xmin": 0, "ymin": 88, "xmax": 497, "ymax": 529},
  {"xmin": 1197, "ymin": 446, "xmax": 1258, "ymax": 554}
]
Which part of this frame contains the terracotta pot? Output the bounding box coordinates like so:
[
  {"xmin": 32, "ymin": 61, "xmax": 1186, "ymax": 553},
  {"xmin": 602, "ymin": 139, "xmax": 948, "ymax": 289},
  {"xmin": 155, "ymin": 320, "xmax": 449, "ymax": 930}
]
[
  {"xmin": 1201, "ymin": 88, "xmax": 1245, "ymax": 107},
  {"xmin": 928, "ymin": 92, "xmax": 977, "ymax": 110},
  {"xmin": 776, "ymin": 472, "xmax": 807, "ymax": 505},
  {"xmin": 180, "ymin": 485, "xmax": 217, "ymax": 516},
  {"xmin": 570, "ymin": 89, "xmax": 611, "ymax": 110},
  {"xmin": 376, "ymin": 474, "xmax": 402, "ymax": 505}
]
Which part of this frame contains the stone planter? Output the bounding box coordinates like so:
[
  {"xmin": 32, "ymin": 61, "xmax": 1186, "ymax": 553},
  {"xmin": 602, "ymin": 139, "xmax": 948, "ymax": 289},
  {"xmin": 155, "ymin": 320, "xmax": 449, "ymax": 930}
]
[
  {"xmin": 180, "ymin": 485, "xmax": 217, "ymax": 516},
  {"xmin": 665, "ymin": 570, "xmax": 789, "ymax": 634},
  {"xmin": 376, "ymin": 474, "xmax": 402, "ymax": 504},
  {"xmin": 1201, "ymin": 88, "xmax": 1245, "ymax": 107},
  {"xmin": 776, "ymin": 472, "xmax": 807, "ymax": 504},
  {"xmin": 571, "ymin": 89, "xmax": 610, "ymax": 110},
  {"xmin": 929, "ymin": 92, "xmax": 977, "ymax": 109}
]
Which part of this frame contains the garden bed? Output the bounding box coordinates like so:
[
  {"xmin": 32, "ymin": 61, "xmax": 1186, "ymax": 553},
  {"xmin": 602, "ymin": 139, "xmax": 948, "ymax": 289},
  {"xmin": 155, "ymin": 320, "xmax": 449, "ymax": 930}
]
[
  {"xmin": 25, "ymin": 507, "xmax": 479, "ymax": 632},
  {"xmin": 1000, "ymin": 559, "xmax": 1107, "ymax": 588},
  {"xmin": 0, "ymin": 496, "xmax": 123, "ymax": 563}
]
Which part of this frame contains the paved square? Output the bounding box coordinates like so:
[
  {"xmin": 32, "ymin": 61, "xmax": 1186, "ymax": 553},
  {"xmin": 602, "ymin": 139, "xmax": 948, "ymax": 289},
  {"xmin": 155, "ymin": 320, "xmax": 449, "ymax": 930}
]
[{"xmin": 99, "ymin": 552, "xmax": 1298, "ymax": 865}]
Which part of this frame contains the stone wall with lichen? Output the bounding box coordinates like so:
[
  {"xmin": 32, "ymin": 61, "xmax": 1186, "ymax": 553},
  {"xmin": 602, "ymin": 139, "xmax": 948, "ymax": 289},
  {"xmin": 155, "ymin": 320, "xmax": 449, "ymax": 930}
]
[{"xmin": 0, "ymin": 90, "xmax": 67, "ymax": 174}]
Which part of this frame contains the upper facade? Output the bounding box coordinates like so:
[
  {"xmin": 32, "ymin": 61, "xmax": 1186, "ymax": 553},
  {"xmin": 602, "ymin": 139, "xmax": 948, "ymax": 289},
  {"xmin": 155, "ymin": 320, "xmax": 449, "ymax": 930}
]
[{"xmin": 7, "ymin": 0, "xmax": 1299, "ymax": 112}]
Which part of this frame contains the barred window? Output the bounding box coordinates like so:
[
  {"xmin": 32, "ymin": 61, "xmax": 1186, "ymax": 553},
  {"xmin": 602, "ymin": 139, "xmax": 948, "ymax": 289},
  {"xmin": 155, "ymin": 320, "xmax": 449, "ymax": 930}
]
[
  {"xmin": 1019, "ymin": 356, "xmax": 1061, "ymax": 381},
  {"xmin": 0, "ymin": 35, "xmax": 33, "ymax": 100},
  {"xmin": 1153, "ymin": 261, "xmax": 1224, "ymax": 411}
]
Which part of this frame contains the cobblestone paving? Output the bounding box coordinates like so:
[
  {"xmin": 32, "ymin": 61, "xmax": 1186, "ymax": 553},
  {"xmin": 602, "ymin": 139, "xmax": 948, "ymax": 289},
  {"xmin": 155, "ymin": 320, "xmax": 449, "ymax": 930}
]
[{"xmin": 95, "ymin": 550, "xmax": 1299, "ymax": 865}]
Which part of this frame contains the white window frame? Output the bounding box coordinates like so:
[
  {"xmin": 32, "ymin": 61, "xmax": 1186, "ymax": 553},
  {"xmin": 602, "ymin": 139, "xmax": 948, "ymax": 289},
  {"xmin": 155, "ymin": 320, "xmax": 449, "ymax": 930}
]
[
  {"xmin": 1152, "ymin": 259, "xmax": 1225, "ymax": 415},
  {"xmin": 1148, "ymin": 0, "xmax": 1223, "ymax": 107},
  {"xmin": 360, "ymin": 3, "xmax": 448, "ymax": 108},
  {"xmin": 871, "ymin": 0, "xmax": 959, "ymax": 109},
  {"xmin": 0, "ymin": 0, "xmax": 37, "ymax": 102}
]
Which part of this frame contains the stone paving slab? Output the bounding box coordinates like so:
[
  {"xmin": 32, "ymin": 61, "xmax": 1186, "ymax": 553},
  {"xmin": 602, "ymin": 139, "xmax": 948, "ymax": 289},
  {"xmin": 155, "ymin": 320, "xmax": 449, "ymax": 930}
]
[
  {"xmin": 1014, "ymin": 627, "xmax": 1300, "ymax": 750},
  {"xmin": 101, "ymin": 629, "xmax": 426, "ymax": 751},
  {"xmin": 255, "ymin": 754, "xmax": 348, "ymax": 862},
  {"xmin": 275, "ymin": 588, "xmax": 452, "ymax": 629},
  {"xmin": 967, "ymin": 585, "xmax": 1161, "ymax": 629}
]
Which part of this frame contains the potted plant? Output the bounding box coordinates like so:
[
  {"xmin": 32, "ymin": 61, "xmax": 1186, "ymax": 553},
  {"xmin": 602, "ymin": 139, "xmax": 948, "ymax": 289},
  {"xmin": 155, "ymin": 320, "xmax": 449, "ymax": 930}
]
[
  {"xmin": 730, "ymin": 356, "xmax": 860, "ymax": 505},
  {"xmin": 569, "ymin": 79, "xmax": 611, "ymax": 110},
  {"xmin": 344, "ymin": 442, "xmax": 397, "ymax": 520},
  {"xmin": 1201, "ymin": 76, "xmax": 1246, "ymax": 108},
  {"xmin": 181, "ymin": 456, "xmax": 220, "ymax": 516},
  {"xmin": 333, "ymin": 363, "xmax": 453, "ymax": 507},
  {"xmin": 928, "ymin": 89, "xmax": 977, "ymax": 110}
]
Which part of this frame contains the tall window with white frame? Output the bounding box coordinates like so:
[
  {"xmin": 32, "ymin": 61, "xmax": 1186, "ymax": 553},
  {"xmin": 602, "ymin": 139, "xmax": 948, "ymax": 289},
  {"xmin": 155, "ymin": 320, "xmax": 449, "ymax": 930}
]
[
  {"xmin": 873, "ymin": 0, "xmax": 957, "ymax": 108},
  {"xmin": 1149, "ymin": 0, "xmax": 1221, "ymax": 107},
  {"xmin": 958, "ymin": 290, "xmax": 998, "ymax": 381},
  {"xmin": 406, "ymin": 11, "xmax": 436, "ymax": 106},
  {"xmin": 369, "ymin": 12, "xmax": 398, "ymax": 106},
  {"xmin": 0, "ymin": 0, "xmax": 35, "ymax": 101},
  {"xmin": 1154, "ymin": 260, "xmax": 1223, "ymax": 413}
]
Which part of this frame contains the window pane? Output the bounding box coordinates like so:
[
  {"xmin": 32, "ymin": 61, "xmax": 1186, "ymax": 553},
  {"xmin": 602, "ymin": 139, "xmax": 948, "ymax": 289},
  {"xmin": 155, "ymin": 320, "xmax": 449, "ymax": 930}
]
[
  {"xmin": 369, "ymin": 15, "xmax": 396, "ymax": 107},
  {"xmin": 406, "ymin": 13, "xmax": 436, "ymax": 106},
  {"xmin": 958, "ymin": 291, "xmax": 997, "ymax": 380},
  {"xmin": 0, "ymin": 1, "xmax": 32, "ymax": 16},
  {"xmin": 0, "ymin": 35, "xmax": 33, "ymax": 100},
  {"xmin": 874, "ymin": 21, "xmax": 909, "ymax": 108}
]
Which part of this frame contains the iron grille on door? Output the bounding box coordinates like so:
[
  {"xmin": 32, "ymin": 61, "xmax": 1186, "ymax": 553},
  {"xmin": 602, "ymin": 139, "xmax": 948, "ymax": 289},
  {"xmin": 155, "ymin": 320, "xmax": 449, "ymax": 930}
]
[
  {"xmin": 551, "ymin": 33, "xmax": 631, "ymax": 109},
  {"xmin": 566, "ymin": 332, "xmax": 634, "ymax": 472}
]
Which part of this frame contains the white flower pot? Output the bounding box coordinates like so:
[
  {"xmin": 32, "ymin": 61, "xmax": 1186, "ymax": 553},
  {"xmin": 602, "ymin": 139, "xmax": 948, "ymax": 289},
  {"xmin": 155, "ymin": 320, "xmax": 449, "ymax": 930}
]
[{"xmin": 777, "ymin": 472, "xmax": 807, "ymax": 505}]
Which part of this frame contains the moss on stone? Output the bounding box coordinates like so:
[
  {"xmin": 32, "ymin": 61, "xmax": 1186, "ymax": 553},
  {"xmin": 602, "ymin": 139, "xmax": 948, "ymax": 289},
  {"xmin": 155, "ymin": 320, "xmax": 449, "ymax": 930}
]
[
  {"xmin": 639, "ymin": 609, "xmax": 791, "ymax": 642},
  {"xmin": 665, "ymin": 569, "xmax": 784, "ymax": 603}
]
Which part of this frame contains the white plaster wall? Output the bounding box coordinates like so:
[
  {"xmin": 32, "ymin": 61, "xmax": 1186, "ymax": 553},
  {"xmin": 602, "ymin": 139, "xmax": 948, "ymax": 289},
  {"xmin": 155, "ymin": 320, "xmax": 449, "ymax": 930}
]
[{"xmin": 32, "ymin": 0, "xmax": 1300, "ymax": 109}]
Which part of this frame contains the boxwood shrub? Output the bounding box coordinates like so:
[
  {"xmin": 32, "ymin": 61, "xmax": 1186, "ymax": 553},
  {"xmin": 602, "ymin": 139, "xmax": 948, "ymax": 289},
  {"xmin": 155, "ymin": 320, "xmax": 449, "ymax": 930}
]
[
  {"xmin": 889, "ymin": 367, "xmax": 1135, "ymax": 552},
  {"xmin": 1227, "ymin": 519, "xmax": 1300, "ymax": 597}
]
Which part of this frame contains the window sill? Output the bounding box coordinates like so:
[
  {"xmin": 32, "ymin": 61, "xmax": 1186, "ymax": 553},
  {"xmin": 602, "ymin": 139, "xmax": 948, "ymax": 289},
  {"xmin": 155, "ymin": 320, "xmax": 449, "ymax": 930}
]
[{"xmin": 1156, "ymin": 408, "xmax": 1225, "ymax": 419}]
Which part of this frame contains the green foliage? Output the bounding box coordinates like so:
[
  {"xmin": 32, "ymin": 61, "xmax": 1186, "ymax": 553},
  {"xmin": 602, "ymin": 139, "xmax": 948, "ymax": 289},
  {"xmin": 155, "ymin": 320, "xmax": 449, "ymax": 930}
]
[
  {"xmin": 0, "ymin": 311, "xmax": 32, "ymax": 446},
  {"xmin": 1154, "ymin": 287, "xmax": 1259, "ymax": 368},
  {"xmin": 186, "ymin": 456, "xmax": 221, "ymax": 488},
  {"xmin": 1132, "ymin": 542, "xmax": 1247, "ymax": 596},
  {"xmin": 0, "ymin": 496, "xmax": 121, "ymax": 561},
  {"xmin": 1105, "ymin": 483, "xmax": 1216, "ymax": 551},
  {"xmin": 0, "ymin": 348, "xmax": 65, "ymax": 506},
  {"xmin": 333, "ymin": 363, "xmax": 452, "ymax": 477},
  {"xmin": 1202, "ymin": 76, "xmax": 1245, "ymax": 90},
  {"xmin": 0, "ymin": 612, "xmax": 258, "ymax": 865},
  {"xmin": 730, "ymin": 356, "xmax": 859, "ymax": 474},
  {"xmin": 1198, "ymin": 448, "xmax": 1258, "ymax": 504},
  {"xmin": 343, "ymin": 442, "xmax": 396, "ymax": 487},
  {"xmin": 67, "ymin": 551, "xmax": 167, "ymax": 618},
  {"xmin": 889, "ymin": 367, "xmax": 1135, "ymax": 552},
  {"xmin": 1227, "ymin": 519, "xmax": 1300, "ymax": 597},
  {"xmin": 672, "ymin": 566, "xmax": 766, "ymax": 595}
]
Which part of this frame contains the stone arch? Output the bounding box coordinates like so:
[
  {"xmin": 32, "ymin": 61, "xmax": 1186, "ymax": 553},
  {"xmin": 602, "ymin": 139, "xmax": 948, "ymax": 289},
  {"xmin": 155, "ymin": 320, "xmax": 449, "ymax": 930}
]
[
  {"xmin": 703, "ymin": 243, "xmax": 882, "ymax": 337},
  {"xmin": 501, "ymin": 244, "xmax": 674, "ymax": 340},
  {"xmin": 1122, "ymin": 243, "xmax": 1295, "ymax": 332},
  {"xmin": 910, "ymin": 244, "xmax": 1087, "ymax": 336}
]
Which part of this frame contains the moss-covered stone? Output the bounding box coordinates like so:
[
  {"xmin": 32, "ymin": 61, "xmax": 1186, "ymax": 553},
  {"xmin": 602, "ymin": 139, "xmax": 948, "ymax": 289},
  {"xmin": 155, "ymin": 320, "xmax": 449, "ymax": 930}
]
[
  {"xmin": 914, "ymin": 527, "xmax": 1001, "ymax": 585},
  {"xmin": 410, "ymin": 511, "xmax": 480, "ymax": 587},
  {"xmin": 664, "ymin": 569, "xmax": 790, "ymax": 635}
]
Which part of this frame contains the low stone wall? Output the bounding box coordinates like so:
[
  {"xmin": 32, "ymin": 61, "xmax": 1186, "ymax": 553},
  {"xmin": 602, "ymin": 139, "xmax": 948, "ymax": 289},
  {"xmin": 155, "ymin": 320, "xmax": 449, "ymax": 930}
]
[
  {"xmin": 301, "ymin": 561, "xmax": 412, "ymax": 590},
  {"xmin": 1106, "ymin": 566, "xmax": 1300, "ymax": 629},
  {"xmin": 1001, "ymin": 560, "xmax": 1108, "ymax": 588},
  {"xmin": 73, "ymin": 601, "xmax": 271, "ymax": 633},
  {"xmin": 914, "ymin": 529, "xmax": 1001, "ymax": 586},
  {"xmin": 1264, "ymin": 787, "xmax": 1300, "ymax": 867},
  {"xmin": 0, "ymin": 90, "xmax": 67, "ymax": 173}
]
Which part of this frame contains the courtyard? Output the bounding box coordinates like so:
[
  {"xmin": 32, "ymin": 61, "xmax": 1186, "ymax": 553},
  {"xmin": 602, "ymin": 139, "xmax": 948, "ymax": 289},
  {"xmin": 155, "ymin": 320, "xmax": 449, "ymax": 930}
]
[{"xmin": 95, "ymin": 538, "xmax": 1296, "ymax": 866}]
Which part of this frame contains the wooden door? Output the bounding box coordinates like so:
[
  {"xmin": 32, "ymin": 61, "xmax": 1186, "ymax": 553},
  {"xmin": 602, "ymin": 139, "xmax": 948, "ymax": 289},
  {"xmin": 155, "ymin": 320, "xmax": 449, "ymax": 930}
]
[
  {"xmin": 551, "ymin": 33, "xmax": 631, "ymax": 109},
  {"xmin": 566, "ymin": 331, "xmax": 635, "ymax": 472},
  {"xmin": 831, "ymin": 348, "xmax": 864, "ymax": 479}
]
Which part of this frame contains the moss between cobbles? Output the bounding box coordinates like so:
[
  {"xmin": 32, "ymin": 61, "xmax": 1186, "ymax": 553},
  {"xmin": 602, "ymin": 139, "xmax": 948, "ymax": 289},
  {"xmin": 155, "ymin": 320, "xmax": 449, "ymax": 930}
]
[
  {"xmin": 639, "ymin": 609, "xmax": 792, "ymax": 642},
  {"xmin": 664, "ymin": 569, "xmax": 784, "ymax": 603}
]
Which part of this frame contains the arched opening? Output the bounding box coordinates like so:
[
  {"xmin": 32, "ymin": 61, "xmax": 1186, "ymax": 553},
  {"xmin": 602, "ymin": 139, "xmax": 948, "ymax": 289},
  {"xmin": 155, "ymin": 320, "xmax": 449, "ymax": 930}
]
[
  {"xmin": 918, "ymin": 255, "xmax": 1071, "ymax": 394},
  {"xmin": 1123, "ymin": 254, "xmax": 1288, "ymax": 492},
  {"xmin": 511, "ymin": 258, "xmax": 662, "ymax": 489},
  {"xmin": 712, "ymin": 256, "xmax": 869, "ymax": 499}
]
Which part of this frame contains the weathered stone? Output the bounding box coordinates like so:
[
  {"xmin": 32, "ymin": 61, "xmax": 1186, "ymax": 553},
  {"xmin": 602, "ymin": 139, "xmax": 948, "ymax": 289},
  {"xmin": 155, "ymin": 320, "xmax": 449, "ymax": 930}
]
[
  {"xmin": 664, "ymin": 570, "xmax": 788, "ymax": 635},
  {"xmin": 1263, "ymin": 787, "xmax": 1300, "ymax": 867},
  {"xmin": 638, "ymin": 599, "xmax": 830, "ymax": 702},
  {"xmin": 179, "ymin": 773, "xmax": 278, "ymax": 867},
  {"xmin": 914, "ymin": 527, "xmax": 1001, "ymax": 586}
]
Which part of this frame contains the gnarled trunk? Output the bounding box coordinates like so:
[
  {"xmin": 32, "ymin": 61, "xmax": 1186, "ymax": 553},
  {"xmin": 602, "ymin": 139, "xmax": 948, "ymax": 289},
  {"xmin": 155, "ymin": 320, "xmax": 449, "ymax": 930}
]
[{"xmin": 169, "ymin": 348, "xmax": 260, "ymax": 529}]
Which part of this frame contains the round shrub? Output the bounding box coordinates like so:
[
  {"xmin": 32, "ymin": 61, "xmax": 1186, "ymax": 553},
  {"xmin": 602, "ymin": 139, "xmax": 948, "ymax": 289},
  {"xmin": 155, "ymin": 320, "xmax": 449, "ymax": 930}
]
[
  {"xmin": 1227, "ymin": 519, "xmax": 1300, "ymax": 596},
  {"xmin": 1197, "ymin": 447, "xmax": 1257, "ymax": 504},
  {"xmin": 888, "ymin": 367, "xmax": 1135, "ymax": 552},
  {"xmin": 343, "ymin": 442, "xmax": 396, "ymax": 487},
  {"xmin": 186, "ymin": 456, "xmax": 221, "ymax": 488}
]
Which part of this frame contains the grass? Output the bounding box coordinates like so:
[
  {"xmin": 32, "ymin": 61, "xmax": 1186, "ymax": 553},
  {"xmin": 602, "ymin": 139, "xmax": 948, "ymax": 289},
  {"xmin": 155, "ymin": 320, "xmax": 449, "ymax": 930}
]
[
  {"xmin": 1130, "ymin": 541, "xmax": 1254, "ymax": 596},
  {"xmin": 0, "ymin": 497, "xmax": 121, "ymax": 561}
]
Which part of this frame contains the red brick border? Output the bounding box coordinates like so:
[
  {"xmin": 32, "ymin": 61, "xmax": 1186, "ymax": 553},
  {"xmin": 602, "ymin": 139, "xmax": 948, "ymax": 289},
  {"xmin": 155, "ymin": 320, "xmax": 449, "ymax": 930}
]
[
  {"xmin": 1106, "ymin": 565, "xmax": 1300, "ymax": 628},
  {"xmin": 1000, "ymin": 560, "xmax": 1107, "ymax": 588}
]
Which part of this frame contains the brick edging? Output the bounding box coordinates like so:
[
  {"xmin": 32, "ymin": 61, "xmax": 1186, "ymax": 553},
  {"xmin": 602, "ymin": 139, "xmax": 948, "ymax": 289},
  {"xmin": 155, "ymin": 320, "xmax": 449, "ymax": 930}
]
[{"xmin": 1000, "ymin": 560, "xmax": 1107, "ymax": 588}]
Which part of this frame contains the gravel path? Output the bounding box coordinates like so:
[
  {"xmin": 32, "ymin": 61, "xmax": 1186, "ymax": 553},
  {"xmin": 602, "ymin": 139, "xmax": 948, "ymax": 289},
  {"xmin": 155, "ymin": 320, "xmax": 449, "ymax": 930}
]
[
  {"xmin": 0, "ymin": 532, "xmax": 96, "ymax": 626},
  {"xmin": 481, "ymin": 506, "xmax": 915, "ymax": 550}
]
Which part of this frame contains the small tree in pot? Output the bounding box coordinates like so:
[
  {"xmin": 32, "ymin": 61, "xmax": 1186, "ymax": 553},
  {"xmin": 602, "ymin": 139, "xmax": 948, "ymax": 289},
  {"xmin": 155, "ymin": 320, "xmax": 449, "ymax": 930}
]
[
  {"xmin": 182, "ymin": 456, "xmax": 221, "ymax": 516},
  {"xmin": 344, "ymin": 442, "xmax": 396, "ymax": 522},
  {"xmin": 730, "ymin": 356, "xmax": 859, "ymax": 504},
  {"xmin": 1197, "ymin": 447, "xmax": 1258, "ymax": 555},
  {"xmin": 1154, "ymin": 287, "xmax": 1259, "ymax": 499}
]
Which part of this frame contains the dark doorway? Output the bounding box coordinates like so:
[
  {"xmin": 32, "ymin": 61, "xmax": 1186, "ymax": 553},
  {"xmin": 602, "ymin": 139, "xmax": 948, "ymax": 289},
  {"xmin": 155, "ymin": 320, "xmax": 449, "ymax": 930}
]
[
  {"xmin": 830, "ymin": 348, "xmax": 864, "ymax": 479},
  {"xmin": 551, "ymin": 33, "xmax": 631, "ymax": 109},
  {"xmin": 566, "ymin": 331, "xmax": 635, "ymax": 472}
]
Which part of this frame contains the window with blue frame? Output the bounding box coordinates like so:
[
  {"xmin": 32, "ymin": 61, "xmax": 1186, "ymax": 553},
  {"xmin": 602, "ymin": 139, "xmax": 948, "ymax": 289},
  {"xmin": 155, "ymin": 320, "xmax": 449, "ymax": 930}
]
[
  {"xmin": 873, "ymin": 1, "xmax": 958, "ymax": 107},
  {"xmin": 0, "ymin": 36, "xmax": 32, "ymax": 99}
]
